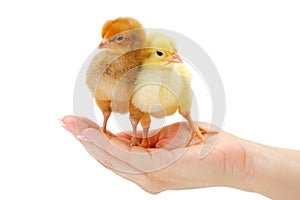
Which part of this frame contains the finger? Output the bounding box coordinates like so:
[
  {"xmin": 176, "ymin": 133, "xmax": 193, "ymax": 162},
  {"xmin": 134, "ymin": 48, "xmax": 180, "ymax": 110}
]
[
  {"xmin": 115, "ymin": 132, "xmax": 132, "ymax": 140},
  {"xmin": 115, "ymin": 122, "xmax": 190, "ymax": 148},
  {"xmin": 77, "ymin": 116, "xmax": 100, "ymax": 130},
  {"xmin": 61, "ymin": 115, "xmax": 100, "ymax": 137},
  {"xmin": 79, "ymin": 128, "xmax": 184, "ymax": 173},
  {"xmin": 61, "ymin": 115, "xmax": 88, "ymax": 136},
  {"xmin": 116, "ymin": 122, "xmax": 204, "ymax": 149},
  {"xmin": 78, "ymin": 128, "xmax": 151, "ymax": 173},
  {"xmin": 79, "ymin": 138, "xmax": 141, "ymax": 174},
  {"xmin": 61, "ymin": 115, "xmax": 114, "ymax": 138},
  {"xmin": 115, "ymin": 131, "xmax": 160, "ymax": 147},
  {"xmin": 77, "ymin": 130, "xmax": 164, "ymax": 193}
]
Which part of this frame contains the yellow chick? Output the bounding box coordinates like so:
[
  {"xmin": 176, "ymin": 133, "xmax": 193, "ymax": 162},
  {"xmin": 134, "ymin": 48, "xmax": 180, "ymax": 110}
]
[{"xmin": 129, "ymin": 33, "xmax": 205, "ymax": 147}]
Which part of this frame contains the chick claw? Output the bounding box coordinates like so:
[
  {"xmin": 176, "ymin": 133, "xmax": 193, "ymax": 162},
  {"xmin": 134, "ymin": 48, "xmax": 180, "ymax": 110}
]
[
  {"xmin": 130, "ymin": 137, "xmax": 140, "ymax": 146},
  {"xmin": 186, "ymin": 126, "xmax": 205, "ymax": 147},
  {"xmin": 101, "ymin": 127, "xmax": 115, "ymax": 137},
  {"xmin": 196, "ymin": 128, "xmax": 206, "ymax": 142},
  {"xmin": 141, "ymin": 139, "xmax": 151, "ymax": 148}
]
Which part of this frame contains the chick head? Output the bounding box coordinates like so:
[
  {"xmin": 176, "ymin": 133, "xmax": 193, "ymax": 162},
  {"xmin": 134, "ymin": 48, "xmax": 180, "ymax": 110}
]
[
  {"xmin": 143, "ymin": 33, "xmax": 182, "ymax": 65},
  {"xmin": 99, "ymin": 17, "xmax": 146, "ymax": 53},
  {"xmin": 142, "ymin": 48, "xmax": 182, "ymax": 65},
  {"xmin": 146, "ymin": 32, "xmax": 178, "ymax": 53}
]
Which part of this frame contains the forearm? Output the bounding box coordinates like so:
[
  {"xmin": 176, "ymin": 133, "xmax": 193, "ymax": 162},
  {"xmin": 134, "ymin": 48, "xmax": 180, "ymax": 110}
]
[{"xmin": 234, "ymin": 138, "xmax": 300, "ymax": 199}]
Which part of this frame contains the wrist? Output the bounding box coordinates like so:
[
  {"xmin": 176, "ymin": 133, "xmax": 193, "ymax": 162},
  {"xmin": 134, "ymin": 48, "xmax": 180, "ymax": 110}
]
[{"xmin": 231, "ymin": 138, "xmax": 300, "ymax": 199}]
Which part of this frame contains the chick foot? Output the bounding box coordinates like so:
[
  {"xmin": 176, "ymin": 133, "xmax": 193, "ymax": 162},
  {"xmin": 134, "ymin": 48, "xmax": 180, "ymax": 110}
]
[
  {"xmin": 140, "ymin": 125, "xmax": 151, "ymax": 148},
  {"xmin": 198, "ymin": 126, "xmax": 219, "ymax": 135},
  {"xmin": 140, "ymin": 138, "xmax": 150, "ymax": 148},
  {"xmin": 182, "ymin": 114, "xmax": 206, "ymax": 146},
  {"xmin": 130, "ymin": 117, "xmax": 140, "ymax": 146},
  {"xmin": 185, "ymin": 126, "xmax": 205, "ymax": 146},
  {"xmin": 130, "ymin": 137, "xmax": 140, "ymax": 146}
]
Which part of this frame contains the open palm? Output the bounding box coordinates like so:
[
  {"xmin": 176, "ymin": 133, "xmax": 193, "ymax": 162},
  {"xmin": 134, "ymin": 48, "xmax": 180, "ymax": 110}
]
[{"xmin": 61, "ymin": 115, "xmax": 247, "ymax": 194}]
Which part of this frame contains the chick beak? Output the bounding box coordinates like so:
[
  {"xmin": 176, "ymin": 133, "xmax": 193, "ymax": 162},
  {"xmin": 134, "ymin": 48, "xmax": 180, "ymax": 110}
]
[
  {"xmin": 98, "ymin": 39, "xmax": 108, "ymax": 49},
  {"xmin": 167, "ymin": 53, "xmax": 182, "ymax": 63}
]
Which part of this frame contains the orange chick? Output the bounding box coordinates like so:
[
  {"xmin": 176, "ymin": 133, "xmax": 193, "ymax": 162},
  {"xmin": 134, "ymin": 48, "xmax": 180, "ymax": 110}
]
[
  {"xmin": 86, "ymin": 17, "xmax": 146, "ymax": 133},
  {"xmin": 129, "ymin": 33, "xmax": 205, "ymax": 147}
]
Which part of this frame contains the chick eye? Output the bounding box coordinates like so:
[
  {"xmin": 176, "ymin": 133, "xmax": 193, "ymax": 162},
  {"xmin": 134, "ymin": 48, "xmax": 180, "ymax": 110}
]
[
  {"xmin": 156, "ymin": 51, "xmax": 164, "ymax": 56},
  {"xmin": 116, "ymin": 35, "xmax": 124, "ymax": 41}
]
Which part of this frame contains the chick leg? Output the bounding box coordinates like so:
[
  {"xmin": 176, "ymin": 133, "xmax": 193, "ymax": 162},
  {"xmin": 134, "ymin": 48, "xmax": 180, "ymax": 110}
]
[
  {"xmin": 182, "ymin": 114, "xmax": 206, "ymax": 146},
  {"xmin": 96, "ymin": 99, "xmax": 114, "ymax": 136},
  {"xmin": 102, "ymin": 111, "xmax": 111, "ymax": 133},
  {"xmin": 140, "ymin": 114, "xmax": 151, "ymax": 148},
  {"xmin": 129, "ymin": 102, "xmax": 143, "ymax": 146},
  {"xmin": 129, "ymin": 116, "xmax": 140, "ymax": 146},
  {"xmin": 102, "ymin": 111, "xmax": 116, "ymax": 137}
]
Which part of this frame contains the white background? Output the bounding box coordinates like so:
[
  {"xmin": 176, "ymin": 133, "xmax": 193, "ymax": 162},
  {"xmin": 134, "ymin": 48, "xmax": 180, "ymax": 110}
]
[{"xmin": 0, "ymin": 0, "xmax": 299, "ymax": 199}]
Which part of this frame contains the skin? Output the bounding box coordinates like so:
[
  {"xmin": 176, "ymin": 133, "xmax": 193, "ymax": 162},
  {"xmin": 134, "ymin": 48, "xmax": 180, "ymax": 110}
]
[{"xmin": 61, "ymin": 115, "xmax": 300, "ymax": 199}]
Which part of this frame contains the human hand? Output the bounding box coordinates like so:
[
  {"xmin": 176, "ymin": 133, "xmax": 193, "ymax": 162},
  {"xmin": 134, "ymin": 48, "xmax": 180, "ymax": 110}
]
[{"xmin": 61, "ymin": 115, "xmax": 247, "ymax": 194}]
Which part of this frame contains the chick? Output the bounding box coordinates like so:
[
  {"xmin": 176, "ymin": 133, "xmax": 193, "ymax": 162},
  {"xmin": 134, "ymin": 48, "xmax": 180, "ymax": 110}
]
[
  {"xmin": 129, "ymin": 33, "xmax": 205, "ymax": 147},
  {"xmin": 86, "ymin": 17, "xmax": 146, "ymax": 133}
]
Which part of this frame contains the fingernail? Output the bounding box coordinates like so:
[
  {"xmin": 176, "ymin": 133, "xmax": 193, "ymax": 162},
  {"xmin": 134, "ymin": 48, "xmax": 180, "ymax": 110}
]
[
  {"xmin": 59, "ymin": 119, "xmax": 71, "ymax": 132},
  {"xmin": 58, "ymin": 119, "xmax": 65, "ymax": 127}
]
